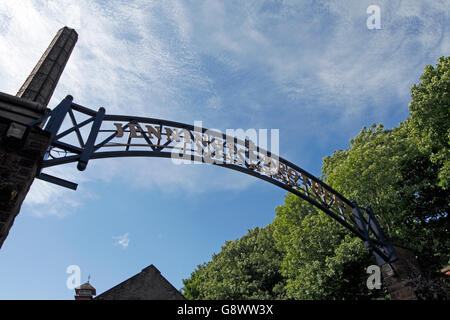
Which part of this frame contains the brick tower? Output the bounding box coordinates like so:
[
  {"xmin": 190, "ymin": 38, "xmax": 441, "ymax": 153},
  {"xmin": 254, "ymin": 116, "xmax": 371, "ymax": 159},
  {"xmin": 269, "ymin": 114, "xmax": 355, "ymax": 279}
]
[{"xmin": 0, "ymin": 27, "xmax": 78, "ymax": 249}]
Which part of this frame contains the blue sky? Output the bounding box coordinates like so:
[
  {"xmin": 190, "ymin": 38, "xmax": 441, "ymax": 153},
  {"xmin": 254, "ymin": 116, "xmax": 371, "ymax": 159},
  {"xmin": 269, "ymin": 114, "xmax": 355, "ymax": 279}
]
[{"xmin": 0, "ymin": 0, "xmax": 448, "ymax": 299}]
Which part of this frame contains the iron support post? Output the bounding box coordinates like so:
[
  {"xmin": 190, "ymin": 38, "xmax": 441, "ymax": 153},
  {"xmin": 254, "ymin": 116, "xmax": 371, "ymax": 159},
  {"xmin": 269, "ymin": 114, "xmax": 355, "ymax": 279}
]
[{"xmin": 77, "ymin": 107, "xmax": 105, "ymax": 171}]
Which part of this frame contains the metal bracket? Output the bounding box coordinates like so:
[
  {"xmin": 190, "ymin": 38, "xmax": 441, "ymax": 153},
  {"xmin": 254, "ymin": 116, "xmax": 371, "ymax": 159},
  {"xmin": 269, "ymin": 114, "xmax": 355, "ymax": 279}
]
[
  {"xmin": 28, "ymin": 95, "xmax": 78, "ymax": 190},
  {"xmin": 36, "ymin": 172, "xmax": 78, "ymax": 190},
  {"xmin": 352, "ymin": 200, "xmax": 397, "ymax": 265},
  {"xmin": 77, "ymin": 107, "xmax": 105, "ymax": 171}
]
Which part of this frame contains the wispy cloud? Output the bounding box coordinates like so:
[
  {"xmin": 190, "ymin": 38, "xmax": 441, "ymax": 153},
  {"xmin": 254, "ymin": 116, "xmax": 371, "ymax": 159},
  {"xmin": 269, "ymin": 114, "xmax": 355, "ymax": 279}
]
[
  {"xmin": 113, "ymin": 233, "xmax": 130, "ymax": 249},
  {"xmin": 1, "ymin": 0, "xmax": 448, "ymax": 215},
  {"xmin": 23, "ymin": 164, "xmax": 93, "ymax": 218}
]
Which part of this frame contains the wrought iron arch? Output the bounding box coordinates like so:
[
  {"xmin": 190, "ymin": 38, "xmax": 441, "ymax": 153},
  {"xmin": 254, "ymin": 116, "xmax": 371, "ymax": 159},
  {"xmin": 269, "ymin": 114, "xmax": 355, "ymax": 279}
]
[{"xmin": 29, "ymin": 95, "xmax": 397, "ymax": 266}]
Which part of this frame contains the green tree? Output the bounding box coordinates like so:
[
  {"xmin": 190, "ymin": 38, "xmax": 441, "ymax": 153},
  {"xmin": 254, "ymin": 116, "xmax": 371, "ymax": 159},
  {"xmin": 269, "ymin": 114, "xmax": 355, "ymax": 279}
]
[
  {"xmin": 181, "ymin": 263, "xmax": 207, "ymax": 300},
  {"xmin": 269, "ymin": 56, "xmax": 448, "ymax": 299},
  {"xmin": 408, "ymin": 56, "xmax": 450, "ymax": 190},
  {"xmin": 321, "ymin": 58, "xmax": 449, "ymax": 270},
  {"xmin": 272, "ymin": 192, "xmax": 388, "ymax": 299},
  {"xmin": 181, "ymin": 225, "xmax": 286, "ymax": 300},
  {"xmin": 182, "ymin": 56, "xmax": 449, "ymax": 300}
]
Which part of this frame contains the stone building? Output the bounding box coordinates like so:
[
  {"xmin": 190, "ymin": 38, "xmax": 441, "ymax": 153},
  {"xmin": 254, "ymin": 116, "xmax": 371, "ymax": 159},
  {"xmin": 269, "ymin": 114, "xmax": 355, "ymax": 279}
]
[{"xmin": 75, "ymin": 264, "xmax": 185, "ymax": 300}]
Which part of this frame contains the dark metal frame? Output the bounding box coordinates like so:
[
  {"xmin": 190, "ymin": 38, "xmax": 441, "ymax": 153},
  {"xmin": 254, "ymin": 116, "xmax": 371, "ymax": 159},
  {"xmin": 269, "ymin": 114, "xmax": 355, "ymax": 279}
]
[{"xmin": 28, "ymin": 95, "xmax": 397, "ymax": 266}]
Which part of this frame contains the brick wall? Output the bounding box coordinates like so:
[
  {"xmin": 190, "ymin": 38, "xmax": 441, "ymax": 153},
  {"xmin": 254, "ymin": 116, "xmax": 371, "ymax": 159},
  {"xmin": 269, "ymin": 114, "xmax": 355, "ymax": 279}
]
[
  {"xmin": 0, "ymin": 119, "xmax": 50, "ymax": 249},
  {"xmin": 0, "ymin": 26, "xmax": 77, "ymax": 249}
]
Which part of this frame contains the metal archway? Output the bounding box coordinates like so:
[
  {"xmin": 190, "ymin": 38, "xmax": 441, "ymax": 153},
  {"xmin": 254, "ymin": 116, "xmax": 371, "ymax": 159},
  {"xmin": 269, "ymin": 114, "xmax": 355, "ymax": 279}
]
[{"xmin": 29, "ymin": 95, "xmax": 397, "ymax": 266}]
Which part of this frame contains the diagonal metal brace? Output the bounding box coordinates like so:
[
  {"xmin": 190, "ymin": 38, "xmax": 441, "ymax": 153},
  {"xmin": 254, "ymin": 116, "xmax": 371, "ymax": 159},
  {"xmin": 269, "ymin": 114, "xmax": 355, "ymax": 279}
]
[
  {"xmin": 365, "ymin": 205, "xmax": 398, "ymax": 264},
  {"xmin": 352, "ymin": 200, "xmax": 374, "ymax": 252},
  {"xmin": 27, "ymin": 95, "xmax": 79, "ymax": 190},
  {"xmin": 77, "ymin": 107, "xmax": 105, "ymax": 171},
  {"xmin": 36, "ymin": 172, "xmax": 78, "ymax": 190},
  {"xmin": 351, "ymin": 200, "xmax": 397, "ymax": 265},
  {"xmin": 43, "ymin": 95, "xmax": 73, "ymax": 142}
]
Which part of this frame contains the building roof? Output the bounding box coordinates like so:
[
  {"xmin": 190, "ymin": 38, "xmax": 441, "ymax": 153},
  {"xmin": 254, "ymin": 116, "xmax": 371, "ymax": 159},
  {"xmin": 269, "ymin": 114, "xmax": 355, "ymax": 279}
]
[
  {"xmin": 76, "ymin": 281, "xmax": 96, "ymax": 291},
  {"xmin": 94, "ymin": 264, "xmax": 185, "ymax": 300}
]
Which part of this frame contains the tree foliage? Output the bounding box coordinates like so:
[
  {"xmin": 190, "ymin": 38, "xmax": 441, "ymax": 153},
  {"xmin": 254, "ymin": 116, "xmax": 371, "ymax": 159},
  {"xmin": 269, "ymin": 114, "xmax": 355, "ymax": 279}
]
[
  {"xmin": 181, "ymin": 225, "xmax": 286, "ymax": 300},
  {"xmin": 181, "ymin": 56, "xmax": 449, "ymax": 300},
  {"xmin": 272, "ymin": 195, "xmax": 387, "ymax": 299},
  {"xmin": 321, "ymin": 58, "xmax": 449, "ymax": 270},
  {"xmin": 408, "ymin": 56, "xmax": 450, "ymax": 190}
]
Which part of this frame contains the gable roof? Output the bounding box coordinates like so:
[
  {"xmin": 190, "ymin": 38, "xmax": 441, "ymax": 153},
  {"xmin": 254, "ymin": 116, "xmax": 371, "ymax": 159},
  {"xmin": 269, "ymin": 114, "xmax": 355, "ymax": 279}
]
[{"xmin": 95, "ymin": 264, "xmax": 185, "ymax": 300}]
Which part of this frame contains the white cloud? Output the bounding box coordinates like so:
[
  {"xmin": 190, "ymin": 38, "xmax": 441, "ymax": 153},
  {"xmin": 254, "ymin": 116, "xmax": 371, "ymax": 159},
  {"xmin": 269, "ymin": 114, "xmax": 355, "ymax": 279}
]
[
  {"xmin": 1, "ymin": 0, "xmax": 448, "ymax": 214},
  {"xmin": 88, "ymin": 157, "xmax": 256, "ymax": 195},
  {"xmin": 113, "ymin": 232, "xmax": 130, "ymax": 249},
  {"xmin": 179, "ymin": 0, "xmax": 448, "ymax": 119},
  {"xmin": 0, "ymin": 0, "xmax": 225, "ymax": 215},
  {"xmin": 23, "ymin": 164, "xmax": 93, "ymax": 218}
]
